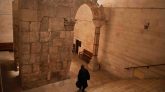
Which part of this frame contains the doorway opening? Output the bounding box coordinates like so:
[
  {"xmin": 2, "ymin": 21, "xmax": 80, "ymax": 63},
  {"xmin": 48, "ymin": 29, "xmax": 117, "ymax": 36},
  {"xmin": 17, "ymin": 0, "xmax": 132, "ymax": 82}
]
[
  {"xmin": 70, "ymin": 4, "xmax": 95, "ymax": 78},
  {"xmin": 75, "ymin": 39, "xmax": 81, "ymax": 54},
  {"xmin": 0, "ymin": 0, "xmax": 20, "ymax": 91}
]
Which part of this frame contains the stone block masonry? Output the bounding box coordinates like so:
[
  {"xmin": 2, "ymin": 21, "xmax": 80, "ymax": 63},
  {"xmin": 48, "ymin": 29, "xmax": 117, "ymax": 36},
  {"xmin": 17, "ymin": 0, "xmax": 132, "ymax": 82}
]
[{"xmin": 13, "ymin": 0, "xmax": 76, "ymax": 89}]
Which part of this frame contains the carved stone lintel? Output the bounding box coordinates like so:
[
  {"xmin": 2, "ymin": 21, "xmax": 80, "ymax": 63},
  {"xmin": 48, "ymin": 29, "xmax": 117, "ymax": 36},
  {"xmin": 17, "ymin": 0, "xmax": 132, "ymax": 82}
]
[{"xmin": 64, "ymin": 18, "xmax": 76, "ymax": 31}]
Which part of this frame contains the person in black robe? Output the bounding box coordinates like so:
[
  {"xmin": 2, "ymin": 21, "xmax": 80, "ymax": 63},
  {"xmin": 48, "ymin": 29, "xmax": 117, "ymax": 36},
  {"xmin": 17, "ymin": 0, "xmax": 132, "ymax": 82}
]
[{"xmin": 76, "ymin": 65, "xmax": 90, "ymax": 92}]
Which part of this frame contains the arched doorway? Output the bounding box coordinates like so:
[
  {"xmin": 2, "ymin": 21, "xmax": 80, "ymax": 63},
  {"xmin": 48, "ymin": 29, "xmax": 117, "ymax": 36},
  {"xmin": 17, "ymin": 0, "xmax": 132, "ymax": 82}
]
[
  {"xmin": 70, "ymin": 4, "xmax": 95, "ymax": 77},
  {"xmin": 74, "ymin": 4, "xmax": 95, "ymax": 55},
  {"xmin": 70, "ymin": 0, "xmax": 105, "ymax": 77}
]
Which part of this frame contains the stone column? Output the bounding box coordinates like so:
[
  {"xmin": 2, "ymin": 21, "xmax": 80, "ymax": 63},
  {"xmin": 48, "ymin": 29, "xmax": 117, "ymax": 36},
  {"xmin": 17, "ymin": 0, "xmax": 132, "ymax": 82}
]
[{"xmin": 88, "ymin": 19, "xmax": 103, "ymax": 71}]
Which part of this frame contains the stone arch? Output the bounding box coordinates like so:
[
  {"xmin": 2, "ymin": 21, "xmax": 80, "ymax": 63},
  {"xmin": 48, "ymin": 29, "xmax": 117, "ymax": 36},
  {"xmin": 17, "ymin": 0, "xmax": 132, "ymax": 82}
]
[
  {"xmin": 72, "ymin": 0, "xmax": 105, "ymax": 71},
  {"xmin": 74, "ymin": 4, "xmax": 95, "ymax": 53},
  {"xmin": 73, "ymin": 0, "xmax": 104, "ymax": 20}
]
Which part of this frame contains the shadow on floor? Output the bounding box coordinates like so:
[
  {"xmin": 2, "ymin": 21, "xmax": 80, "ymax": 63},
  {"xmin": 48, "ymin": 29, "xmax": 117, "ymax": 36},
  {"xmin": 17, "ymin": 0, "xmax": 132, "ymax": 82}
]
[{"xmin": 1, "ymin": 65, "xmax": 21, "ymax": 92}]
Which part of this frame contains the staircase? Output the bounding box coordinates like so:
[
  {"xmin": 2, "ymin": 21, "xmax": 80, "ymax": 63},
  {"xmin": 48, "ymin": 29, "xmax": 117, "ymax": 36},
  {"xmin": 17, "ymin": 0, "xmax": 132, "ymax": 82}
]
[
  {"xmin": 23, "ymin": 78, "xmax": 165, "ymax": 92},
  {"xmin": 89, "ymin": 79, "xmax": 165, "ymax": 92},
  {"xmin": 125, "ymin": 64, "xmax": 165, "ymax": 79},
  {"xmin": 23, "ymin": 56, "xmax": 165, "ymax": 92}
]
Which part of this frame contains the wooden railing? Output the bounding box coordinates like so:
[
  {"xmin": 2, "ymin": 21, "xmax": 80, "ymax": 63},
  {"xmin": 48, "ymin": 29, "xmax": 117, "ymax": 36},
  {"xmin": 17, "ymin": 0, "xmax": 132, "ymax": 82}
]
[{"xmin": 125, "ymin": 64, "xmax": 165, "ymax": 70}]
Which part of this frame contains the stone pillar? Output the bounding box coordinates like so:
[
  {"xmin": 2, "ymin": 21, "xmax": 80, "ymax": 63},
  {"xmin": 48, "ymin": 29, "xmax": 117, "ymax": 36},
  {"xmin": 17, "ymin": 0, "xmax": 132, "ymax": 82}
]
[
  {"xmin": 88, "ymin": 19, "xmax": 103, "ymax": 71},
  {"xmin": 63, "ymin": 18, "xmax": 76, "ymax": 75}
]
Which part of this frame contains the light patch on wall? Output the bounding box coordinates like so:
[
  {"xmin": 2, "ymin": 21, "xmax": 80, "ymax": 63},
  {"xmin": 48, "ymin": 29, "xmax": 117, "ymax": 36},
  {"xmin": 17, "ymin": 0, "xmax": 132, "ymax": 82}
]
[
  {"xmin": 97, "ymin": 0, "xmax": 112, "ymax": 7},
  {"xmin": 75, "ymin": 4, "xmax": 93, "ymax": 21},
  {"xmin": 97, "ymin": 0, "xmax": 103, "ymax": 5},
  {"xmin": 0, "ymin": 0, "xmax": 13, "ymax": 42}
]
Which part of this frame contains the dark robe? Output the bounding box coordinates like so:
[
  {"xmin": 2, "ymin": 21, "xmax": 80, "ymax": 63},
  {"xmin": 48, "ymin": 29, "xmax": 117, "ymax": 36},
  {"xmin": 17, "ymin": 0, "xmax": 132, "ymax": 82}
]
[{"xmin": 76, "ymin": 67, "xmax": 90, "ymax": 88}]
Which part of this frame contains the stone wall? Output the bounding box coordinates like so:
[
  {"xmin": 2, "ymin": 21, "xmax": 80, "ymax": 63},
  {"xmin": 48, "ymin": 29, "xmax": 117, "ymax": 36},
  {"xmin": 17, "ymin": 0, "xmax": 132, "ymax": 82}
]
[
  {"xmin": 13, "ymin": 0, "xmax": 165, "ymax": 89},
  {"xmin": 97, "ymin": 0, "xmax": 165, "ymax": 78},
  {"xmin": 13, "ymin": 0, "xmax": 74, "ymax": 89},
  {"xmin": 13, "ymin": 0, "xmax": 102, "ymax": 89},
  {"xmin": 69, "ymin": 0, "xmax": 165, "ymax": 78},
  {"xmin": 0, "ymin": 0, "xmax": 13, "ymax": 42},
  {"xmin": 98, "ymin": 0, "xmax": 165, "ymax": 8}
]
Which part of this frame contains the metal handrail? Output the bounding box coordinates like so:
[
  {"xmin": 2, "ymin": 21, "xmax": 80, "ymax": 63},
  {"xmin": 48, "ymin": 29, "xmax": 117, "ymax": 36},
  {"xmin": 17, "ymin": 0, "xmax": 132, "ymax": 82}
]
[{"xmin": 125, "ymin": 64, "xmax": 165, "ymax": 70}]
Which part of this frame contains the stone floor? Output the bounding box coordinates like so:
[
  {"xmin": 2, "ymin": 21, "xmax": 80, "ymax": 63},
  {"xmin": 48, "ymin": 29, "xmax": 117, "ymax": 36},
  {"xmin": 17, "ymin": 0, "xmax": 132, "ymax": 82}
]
[
  {"xmin": 24, "ymin": 55, "xmax": 118, "ymax": 92},
  {"xmin": 23, "ymin": 54, "xmax": 119, "ymax": 92},
  {"xmin": 23, "ymin": 55, "xmax": 165, "ymax": 92},
  {"xmin": 0, "ymin": 52, "xmax": 165, "ymax": 92},
  {"xmin": 89, "ymin": 79, "xmax": 165, "ymax": 92},
  {"xmin": 70, "ymin": 55, "xmax": 119, "ymax": 88},
  {"xmin": 23, "ymin": 78, "xmax": 165, "ymax": 92}
]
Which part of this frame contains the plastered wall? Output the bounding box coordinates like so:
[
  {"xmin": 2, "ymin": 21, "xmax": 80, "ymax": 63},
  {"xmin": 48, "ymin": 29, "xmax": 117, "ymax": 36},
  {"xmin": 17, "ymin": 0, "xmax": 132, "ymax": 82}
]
[
  {"xmin": 72, "ymin": 0, "xmax": 165, "ymax": 78},
  {"xmin": 98, "ymin": 0, "xmax": 165, "ymax": 78}
]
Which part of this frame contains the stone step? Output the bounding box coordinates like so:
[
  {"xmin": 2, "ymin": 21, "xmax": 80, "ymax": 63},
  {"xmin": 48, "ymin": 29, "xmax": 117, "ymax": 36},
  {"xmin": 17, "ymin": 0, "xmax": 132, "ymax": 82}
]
[
  {"xmin": 89, "ymin": 79, "xmax": 165, "ymax": 92},
  {"xmin": 133, "ymin": 67, "xmax": 165, "ymax": 79},
  {"xmin": 23, "ymin": 78, "xmax": 165, "ymax": 92}
]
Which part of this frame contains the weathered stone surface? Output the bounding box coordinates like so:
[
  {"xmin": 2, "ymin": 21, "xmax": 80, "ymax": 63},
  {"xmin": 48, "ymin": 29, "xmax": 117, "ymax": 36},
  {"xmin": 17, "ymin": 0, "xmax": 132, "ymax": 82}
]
[
  {"xmin": 52, "ymin": 39, "xmax": 62, "ymax": 46},
  {"xmin": 22, "ymin": 72, "xmax": 40, "ymax": 83},
  {"xmin": 64, "ymin": 19, "xmax": 76, "ymax": 31},
  {"xmin": 20, "ymin": 0, "xmax": 38, "ymax": 10},
  {"xmin": 49, "ymin": 18, "xmax": 64, "ymax": 31},
  {"xmin": 20, "ymin": 54, "xmax": 30, "ymax": 64},
  {"xmin": 31, "ymin": 42, "xmax": 41, "ymax": 54},
  {"xmin": 41, "ymin": 42, "xmax": 49, "ymax": 53},
  {"xmin": 51, "ymin": 31, "xmax": 60, "ymax": 39},
  {"xmin": 12, "ymin": 0, "xmax": 19, "ymax": 11},
  {"xmin": 40, "ymin": 32, "xmax": 50, "ymax": 42},
  {"xmin": 56, "ymin": 62, "xmax": 63, "ymax": 70},
  {"xmin": 20, "ymin": 32, "xmax": 30, "ymax": 43},
  {"xmin": 21, "ymin": 65, "xmax": 32, "ymax": 74},
  {"xmin": 30, "ymin": 22, "xmax": 40, "ymax": 32},
  {"xmin": 20, "ymin": 21, "xmax": 30, "ymax": 32},
  {"xmin": 56, "ymin": 6, "xmax": 71, "ymax": 18},
  {"xmin": 32, "ymin": 64, "xmax": 40, "ymax": 72},
  {"xmin": 60, "ymin": 31, "xmax": 65, "ymax": 38},
  {"xmin": 30, "ymin": 32, "xmax": 39, "ymax": 42},
  {"xmin": 40, "ymin": 17, "xmax": 49, "ymax": 32},
  {"xmin": 49, "ymin": 46, "xmax": 58, "ymax": 54},
  {"xmin": 63, "ymin": 38, "xmax": 73, "ymax": 46},
  {"xmin": 13, "ymin": 0, "xmax": 79, "ymax": 89},
  {"xmin": 20, "ymin": 44, "xmax": 30, "ymax": 54},
  {"xmin": 63, "ymin": 61, "xmax": 68, "ymax": 69},
  {"xmin": 29, "ymin": 54, "xmax": 40, "ymax": 64},
  {"xmin": 50, "ymin": 53, "xmax": 60, "ymax": 62},
  {"xmin": 38, "ymin": 8, "xmax": 57, "ymax": 19},
  {"xmin": 65, "ymin": 31, "xmax": 71, "ymax": 38},
  {"xmin": 20, "ymin": 9, "xmax": 38, "ymax": 21},
  {"xmin": 40, "ymin": 53, "xmax": 48, "ymax": 63}
]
